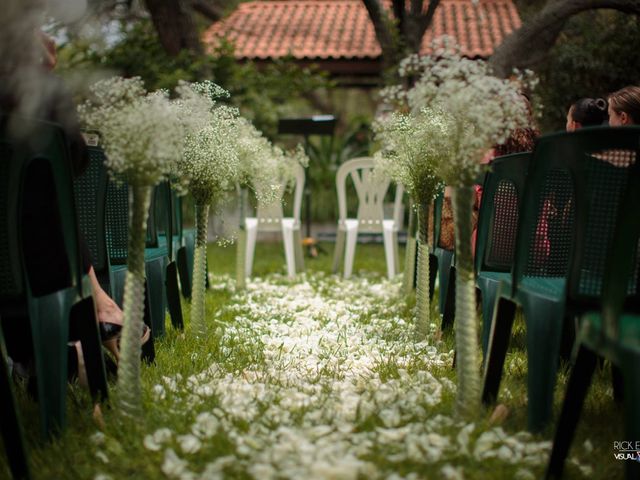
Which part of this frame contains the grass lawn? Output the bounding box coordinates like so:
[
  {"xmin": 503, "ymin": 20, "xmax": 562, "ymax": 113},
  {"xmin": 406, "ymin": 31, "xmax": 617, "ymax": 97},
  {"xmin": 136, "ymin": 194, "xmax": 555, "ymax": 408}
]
[{"xmin": 2, "ymin": 241, "xmax": 624, "ymax": 479}]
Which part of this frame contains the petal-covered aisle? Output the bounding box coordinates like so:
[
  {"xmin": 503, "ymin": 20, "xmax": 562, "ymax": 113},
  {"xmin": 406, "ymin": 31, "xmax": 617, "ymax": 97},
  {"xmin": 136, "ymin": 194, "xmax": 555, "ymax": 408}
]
[{"xmin": 92, "ymin": 272, "xmax": 576, "ymax": 480}]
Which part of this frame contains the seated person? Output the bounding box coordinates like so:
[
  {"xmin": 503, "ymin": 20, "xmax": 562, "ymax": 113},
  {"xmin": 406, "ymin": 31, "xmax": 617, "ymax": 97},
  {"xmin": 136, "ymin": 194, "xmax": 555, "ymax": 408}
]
[{"xmin": 565, "ymin": 97, "xmax": 608, "ymax": 131}]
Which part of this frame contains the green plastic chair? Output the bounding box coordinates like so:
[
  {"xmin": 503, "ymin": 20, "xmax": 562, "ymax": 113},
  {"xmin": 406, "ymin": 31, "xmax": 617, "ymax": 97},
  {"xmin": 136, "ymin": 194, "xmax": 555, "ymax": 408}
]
[
  {"xmin": 73, "ymin": 142, "xmax": 110, "ymax": 290},
  {"xmin": 155, "ymin": 182, "xmax": 184, "ymax": 329},
  {"xmin": 474, "ymin": 152, "xmax": 531, "ymax": 353},
  {"xmin": 482, "ymin": 126, "xmax": 640, "ymax": 432},
  {"xmin": 172, "ymin": 192, "xmax": 190, "ymax": 298},
  {"xmin": 546, "ymin": 155, "xmax": 640, "ymax": 480},
  {"xmin": 0, "ymin": 321, "xmax": 30, "ymax": 479},
  {"xmin": 0, "ymin": 116, "xmax": 108, "ymax": 438}
]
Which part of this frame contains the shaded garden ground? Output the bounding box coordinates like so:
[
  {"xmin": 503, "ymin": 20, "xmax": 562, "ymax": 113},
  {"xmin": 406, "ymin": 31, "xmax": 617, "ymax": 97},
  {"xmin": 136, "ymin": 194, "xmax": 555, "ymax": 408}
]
[{"xmin": 3, "ymin": 243, "xmax": 624, "ymax": 479}]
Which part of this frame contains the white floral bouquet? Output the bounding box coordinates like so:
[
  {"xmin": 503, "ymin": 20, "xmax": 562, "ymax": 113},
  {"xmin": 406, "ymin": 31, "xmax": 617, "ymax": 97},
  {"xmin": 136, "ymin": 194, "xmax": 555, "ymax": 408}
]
[
  {"xmin": 373, "ymin": 109, "xmax": 446, "ymax": 204},
  {"xmin": 173, "ymin": 81, "xmax": 241, "ymax": 205},
  {"xmin": 400, "ymin": 39, "xmax": 531, "ymax": 186}
]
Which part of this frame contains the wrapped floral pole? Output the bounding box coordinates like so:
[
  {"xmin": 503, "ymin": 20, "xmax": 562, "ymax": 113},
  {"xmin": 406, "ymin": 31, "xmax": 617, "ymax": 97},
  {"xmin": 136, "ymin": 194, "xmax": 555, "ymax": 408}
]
[
  {"xmin": 403, "ymin": 39, "xmax": 531, "ymax": 416},
  {"xmin": 450, "ymin": 185, "xmax": 478, "ymax": 414},
  {"xmin": 191, "ymin": 203, "xmax": 210, "ymax": 336},
  {"xmin": 414, "ymin": 200, "xmax": 431, "ymax": 337},
  {"xmin": 118, "ymin": 184, "xmax": 151, "ymax": 414},
  {"xmin": 235, "ymin": 188, "xmax": 247, "ymax": 290},
  {"xmin": 80, "ymin": 78, "xmax": 181, "ymax": 416},
  {"xmin": 402, "ymin": 200, "xmax": 417, "ymax": 293},
  {"xmin": 374, "ymin": 111, "xmax": 443, "ymax": 339},
  {"xmin": 174, "ymin": 82, "xmax": 241, "ymax": 337}
]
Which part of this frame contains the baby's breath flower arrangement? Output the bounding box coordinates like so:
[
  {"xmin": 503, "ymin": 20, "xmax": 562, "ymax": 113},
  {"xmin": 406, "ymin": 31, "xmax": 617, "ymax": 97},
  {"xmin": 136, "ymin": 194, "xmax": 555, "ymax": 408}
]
[
  {"xmin": 174, "ymin": 82, "xmax": 241, "ymax": 336},
  {"xmin": 79, "ymin": 77, "xmax": 182, "ymax": 417},
  {"xmin": 402, "ymin": 39, "xmax": 530, "ymax": 417},
  {"xmin": 374, "ymin": 109, "xmax": 446, "ymax": 337}
]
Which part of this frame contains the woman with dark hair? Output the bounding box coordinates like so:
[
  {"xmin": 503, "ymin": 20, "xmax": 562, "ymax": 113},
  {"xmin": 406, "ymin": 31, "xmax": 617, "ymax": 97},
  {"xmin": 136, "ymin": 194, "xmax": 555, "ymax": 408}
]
[
  {"xmin": 566, "ymin": 98, "xmax": 608, "ymax": 131},
  {"xmin": 608, "ymin": 85, "xmax": 640, "ymax": 126}
]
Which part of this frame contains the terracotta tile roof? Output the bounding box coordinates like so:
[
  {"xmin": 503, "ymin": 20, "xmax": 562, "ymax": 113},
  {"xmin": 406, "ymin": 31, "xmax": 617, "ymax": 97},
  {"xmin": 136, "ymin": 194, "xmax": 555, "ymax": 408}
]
[{"xmin": 202, "ymin": 0, "xmax": 522, "ymax": 61}]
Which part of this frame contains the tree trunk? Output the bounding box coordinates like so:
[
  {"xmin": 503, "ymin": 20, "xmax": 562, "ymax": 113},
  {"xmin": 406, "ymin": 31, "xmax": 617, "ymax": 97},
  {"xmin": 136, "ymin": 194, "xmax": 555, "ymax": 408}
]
[
  {"xmin": 117, "ymin": 185, "xmax": 152, "ymax": 417},
  {"xmin": 362, "ymin": 0, "xmax": 400, "ymax": 71},
  {"xmin": 451, "ymin": 186, "xmax": 481, "ymax": 418},
  {"xmin": 490, "ymin": 0, "xmax": 640, "ymax": 77},
  {"xmin": 145, "ymin": 0, "xmax": 203, "ymax": 56},
  {"xmin": 362, "ymin": 0, "xmax": 441, "ymax": 74},
  {"xmin": 190, "ymin": 0, "xmax": 226, "ymax": 21},
  {"xmin": 191, "ymin": 203, "xmax": 210, "ymax": 337}
]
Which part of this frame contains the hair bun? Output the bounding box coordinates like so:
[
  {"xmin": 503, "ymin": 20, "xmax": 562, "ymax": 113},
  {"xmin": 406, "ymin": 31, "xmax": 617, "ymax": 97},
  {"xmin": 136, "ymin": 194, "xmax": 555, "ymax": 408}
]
[{"xmin": 595, "ymin": 98, "xmax": 607, "ymax": 111}]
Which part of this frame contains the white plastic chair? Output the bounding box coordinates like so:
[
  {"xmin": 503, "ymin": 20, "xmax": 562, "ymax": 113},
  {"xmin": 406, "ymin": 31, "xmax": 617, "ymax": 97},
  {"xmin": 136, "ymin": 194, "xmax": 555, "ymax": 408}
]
[
  {"xmin": 332, "ymin": 157, "xmax": 404, "ymax": 279},
  {"xmin": 245, "ymin": 163, "xmax": 305, "ymax": 278}
]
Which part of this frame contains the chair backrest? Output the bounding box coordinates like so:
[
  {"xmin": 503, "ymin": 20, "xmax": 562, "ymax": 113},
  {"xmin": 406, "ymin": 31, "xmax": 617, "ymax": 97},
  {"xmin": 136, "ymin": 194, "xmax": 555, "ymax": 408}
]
[
  {"xmin": 475, "ymin": 152, "xmax": 531, "ymax": 274},
  {"xmin": 0, "ymin": 115, "xmax": 83, "ymax": 299},
  {"xmin": 153, "ymin": 181, "xmax": 174, "ymax": 258},
  {"xmin": 74, "ymin": 144, "xmax": 109, "ymax": 274},
  {"xmin": 254, "ymin": 162, "xmax": 305, "ymax": 232},
  {"xmin": 336, "ymin": 156, "xmax": 398, "ymax": 233},
  {"xmin": 512, "ymin": 126, "xmax": 640, "ymax": 305},
  {"xmin": 105, "ymin": 173, "xmax": 129, "ymax": 266},
  {"xmin": 601, "ymin": 162, "xmax": 640, "ymax": 338},
  {"xmin": 432, "ymin": 191, "xmax": 445, "ymax": 248}
]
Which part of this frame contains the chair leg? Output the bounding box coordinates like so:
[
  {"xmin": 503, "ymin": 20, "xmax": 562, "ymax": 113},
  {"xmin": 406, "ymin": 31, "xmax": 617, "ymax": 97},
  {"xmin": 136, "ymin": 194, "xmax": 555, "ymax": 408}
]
[
  {"xmin": 393, "ymin": 230, "xmax": 400, "ymax": 277},
  {"xmin": 436, "ymin": 249, "xmax": 454, "ymax": 315},
  {"xmin": 177, "ymin": 246, "xmax": 191, "ymax": 298},
  {"xmin": 620, "ymin": 349, "xmax": 640, "ymax": 480},
  {"xmin": 441, "ymin": 265, "xmax": 456, "ymax": 330},
  {"xmin": 145, "ymin": 257, "xmax": 166, "ymax": 339},
  {"xmin": 294, "ymin": 228, "xmax": 305, "ymax": 273},
  {"xmin": 344, "ymin": 225, "xmax": 358, "ymax": 278},
  {"xmin": 482, "ymin": 295, "xmax": 516, "ymax": 406},
  {"xmin": 31, "ymin": 291, "xmax": 74, "ymax": 437},
  {"xmin": 165, "ymin": 261, "xmax": 184, "ymax": 330},
  {"xmin": 282, "ymin": 223, "xmax": 296, "ymax": 278},
  {"xmin": 428, "ymin": 253, "xmax": 437, "ymax": 300},
  {"xmin": 332, "ymin": 229, "xmax": 346, "ymax": 274},
  {"xmin": 382, "ymin": 225, "xmax": 396, "ymax": 279},
  {"xmin": 523, "ymin": 301, "xmax": 566, "ymax": 432},
  {"xmin": 545, "ymin": 344, "xmax": 597, "ymax": 480},
  {"xmin": 141, "ymin": 282, "xmax": 156, "ymax": 364},
  {"xmin": 245, "ymin": 222, "xmax": 258, "ymax": 278},
  {"xmin": 0, "ymin": 327, "xmax": 31, "ymax": 480},
  {"xmin": 477, "ymin": 278, "xmax": 500, "ymax": 356},
  {"xmin": 73, "ymin": 298, "xmax": 108, "ymax": 403}
]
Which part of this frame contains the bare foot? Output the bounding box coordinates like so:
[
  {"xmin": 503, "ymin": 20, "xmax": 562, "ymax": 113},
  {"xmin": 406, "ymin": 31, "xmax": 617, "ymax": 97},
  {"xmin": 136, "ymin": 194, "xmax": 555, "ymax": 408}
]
[{"xmin": 489, "ymin": 404, "xmax": 509, "ymax": 425}]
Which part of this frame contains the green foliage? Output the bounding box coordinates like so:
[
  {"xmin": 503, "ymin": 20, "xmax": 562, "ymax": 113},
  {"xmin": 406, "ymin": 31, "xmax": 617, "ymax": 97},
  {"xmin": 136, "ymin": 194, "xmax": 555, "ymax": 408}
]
[
  {"xmin": 535, "ymin": 11, "xmax": 640, "ymax": 132},
  {"xmin": 303, "ymin": 119, "xmax": 374, "ymax": 221},
  {"xmin": 57, "ymin": 19, "xmax": 332, "ymax": 138}
]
